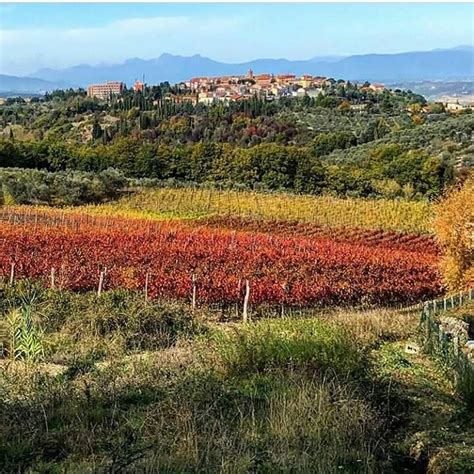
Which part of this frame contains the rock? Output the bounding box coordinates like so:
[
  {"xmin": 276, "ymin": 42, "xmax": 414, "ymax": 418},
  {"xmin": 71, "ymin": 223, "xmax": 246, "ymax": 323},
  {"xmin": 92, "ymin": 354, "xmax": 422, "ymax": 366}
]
[
  {"xmin": 465, "ymin": 340, "xmax": 474, "ymax": 351},
  {"xmin": 405, "ymin": 342, "xmax": 420, "ymax": 354},
  {"xmin": 439, "ymin": 317, "xmax": 469, "ymax": 344}
]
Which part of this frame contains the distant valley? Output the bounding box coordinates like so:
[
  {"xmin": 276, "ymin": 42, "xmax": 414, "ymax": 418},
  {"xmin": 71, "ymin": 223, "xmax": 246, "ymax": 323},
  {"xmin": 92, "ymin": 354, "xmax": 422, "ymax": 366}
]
[{"xmin": 389, "ymin": 80, "xmax": 474, "ymax": 103}]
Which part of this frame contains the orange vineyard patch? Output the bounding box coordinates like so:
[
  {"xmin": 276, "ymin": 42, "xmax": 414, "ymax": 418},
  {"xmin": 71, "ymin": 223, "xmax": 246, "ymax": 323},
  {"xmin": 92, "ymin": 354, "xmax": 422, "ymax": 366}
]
[{"xmin": 0, "ymin": 211, "xmax": 443, "ymax": 307}]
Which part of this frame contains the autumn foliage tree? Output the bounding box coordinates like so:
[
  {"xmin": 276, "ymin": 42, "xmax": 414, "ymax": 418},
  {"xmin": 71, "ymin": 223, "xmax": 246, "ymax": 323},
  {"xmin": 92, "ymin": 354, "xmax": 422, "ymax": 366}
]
[{"xmin": 434, "ymin": 176, "xmax": 474, "ymax": 291}]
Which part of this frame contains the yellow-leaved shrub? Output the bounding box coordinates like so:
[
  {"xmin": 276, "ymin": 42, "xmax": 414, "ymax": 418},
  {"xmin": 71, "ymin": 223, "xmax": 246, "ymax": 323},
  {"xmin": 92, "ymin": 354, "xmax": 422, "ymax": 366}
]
[{"xmin": 434, "ymin": 176, "xmax": 474, "ymax": 291}]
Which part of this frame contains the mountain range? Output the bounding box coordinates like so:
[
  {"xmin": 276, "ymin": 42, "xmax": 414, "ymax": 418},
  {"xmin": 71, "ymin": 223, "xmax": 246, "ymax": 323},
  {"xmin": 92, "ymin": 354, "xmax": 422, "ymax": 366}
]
[
  {"xmin": 1, "ymin": 46, "xmax": 473, "ymax": 94},
  {"xmin": 0, "ymin": 74, "xmax": 72, "ymax": 96}
]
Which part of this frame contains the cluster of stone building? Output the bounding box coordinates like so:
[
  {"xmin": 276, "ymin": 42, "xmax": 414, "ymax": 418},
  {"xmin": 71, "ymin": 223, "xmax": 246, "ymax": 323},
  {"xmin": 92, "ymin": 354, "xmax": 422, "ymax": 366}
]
[
  {"xmin": 183, "ymin": 70, "xmax": 385, "ymax": 104},
  {"xmin": 76, "ymin": 77, "xmax": 474, "ymax": 113},
  {"xmin": 86, "ymin": 71, "xmax": 387, "ymax": 104}
]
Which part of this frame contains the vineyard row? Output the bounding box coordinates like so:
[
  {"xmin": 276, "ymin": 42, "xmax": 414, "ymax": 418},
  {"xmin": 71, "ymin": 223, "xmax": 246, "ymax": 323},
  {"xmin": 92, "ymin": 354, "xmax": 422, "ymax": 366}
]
[{"xmin": 0, "ymin": 220, "xmax": 442, "ymax": 307}]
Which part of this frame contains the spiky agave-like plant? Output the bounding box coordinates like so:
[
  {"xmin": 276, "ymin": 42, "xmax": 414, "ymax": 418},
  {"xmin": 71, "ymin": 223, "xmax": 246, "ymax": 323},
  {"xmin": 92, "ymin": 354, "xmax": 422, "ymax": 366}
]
[{"xmin": 6, "ymin": 302, "xmax": 44, "ymax": 363}]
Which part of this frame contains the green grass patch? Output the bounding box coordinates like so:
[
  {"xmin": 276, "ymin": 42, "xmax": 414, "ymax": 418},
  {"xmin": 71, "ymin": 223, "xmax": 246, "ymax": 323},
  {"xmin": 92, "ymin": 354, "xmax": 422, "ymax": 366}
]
[{"xmin": 206, "ymin": 318, "xmax": 365, "ymax": 377}]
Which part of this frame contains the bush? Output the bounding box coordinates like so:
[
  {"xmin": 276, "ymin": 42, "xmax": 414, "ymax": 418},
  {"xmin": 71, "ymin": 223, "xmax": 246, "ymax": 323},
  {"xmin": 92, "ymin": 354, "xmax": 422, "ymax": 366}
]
[
  {"xmin": 0, "ymin": 283, "xmax": 201, "ymax": 361},
  {"xmin": 434, "ymin": 175, "xmax": 474, "ymax": 290},
  {"xmin": 0, "ymin": 167, "xmax": 127, "ymax": 206}
]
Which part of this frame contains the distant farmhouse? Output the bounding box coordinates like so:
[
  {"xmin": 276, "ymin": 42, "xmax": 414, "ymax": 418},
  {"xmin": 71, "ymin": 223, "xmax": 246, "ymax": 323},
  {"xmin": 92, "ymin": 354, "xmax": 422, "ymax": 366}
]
[{"xmin": 444, "ymin": 101, "xmax": 466, "ymax": 113}]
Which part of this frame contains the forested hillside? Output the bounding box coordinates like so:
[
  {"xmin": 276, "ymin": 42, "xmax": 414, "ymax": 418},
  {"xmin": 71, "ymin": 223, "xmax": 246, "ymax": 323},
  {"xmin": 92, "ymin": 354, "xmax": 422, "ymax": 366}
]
[{"xmin": 1, "ymin": 83, "xmax": 472, "ymax": 199}]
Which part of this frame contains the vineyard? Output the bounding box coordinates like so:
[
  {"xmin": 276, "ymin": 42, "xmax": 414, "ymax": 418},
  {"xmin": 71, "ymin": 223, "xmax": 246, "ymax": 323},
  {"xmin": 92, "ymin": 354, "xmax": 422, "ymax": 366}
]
[
  {"xmin": 0, "ymin": 195, "xmax": 469, "ymax": 473},
  {"xmin": 197, "ymin": 216, "xmax": 440, "ymax": 254},
  {"xmin": 0, "ymin": 201, "xmax": 442, "ymax": 308},
  {"xmin": 2, "ymin": 15, "xmax": 474, "ymax": 472},
  {"xmin": 104, "ymin": 187, "xmax": 434, "ymax": 233},
  {"xmin": 9, "ymin": 187, "xmax": 433, "ymax": 233}
]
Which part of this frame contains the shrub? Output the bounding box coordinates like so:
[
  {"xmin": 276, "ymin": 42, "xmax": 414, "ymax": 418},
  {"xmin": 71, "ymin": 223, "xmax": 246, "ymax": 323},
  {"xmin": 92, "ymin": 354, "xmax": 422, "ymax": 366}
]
[
  {"xmin": 5, "ymin": 304, "xmax": 44, "ymax": 363},
  {"xmin": 0, "ymin": 283, "xmax": 201, "ymax": 361},
  {"xmin": 0, "ymin": 167, "xmax": 127, "ymax": 206},
  {"xmin": 434, "ymin": 175, "xmax": 474, "ymax": 291}
]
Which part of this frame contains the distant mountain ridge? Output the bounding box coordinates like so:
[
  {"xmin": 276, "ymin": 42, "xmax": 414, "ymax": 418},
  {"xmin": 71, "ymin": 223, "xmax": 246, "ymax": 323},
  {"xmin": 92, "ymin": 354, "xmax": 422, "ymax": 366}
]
[
  {"xmin": 0, "ymin": 74, "xmax": 76, "ymax": 95},
  {"xmin": 1, "ymin": 46, "xmax": 473, "ymax": 94}
]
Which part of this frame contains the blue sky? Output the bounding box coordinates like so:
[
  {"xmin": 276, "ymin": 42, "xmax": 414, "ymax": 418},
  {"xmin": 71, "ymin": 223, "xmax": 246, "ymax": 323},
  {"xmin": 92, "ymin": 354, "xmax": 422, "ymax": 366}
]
[{"xmin": 1, "ymin": 3, "xmax": 473, "ymax": 76}]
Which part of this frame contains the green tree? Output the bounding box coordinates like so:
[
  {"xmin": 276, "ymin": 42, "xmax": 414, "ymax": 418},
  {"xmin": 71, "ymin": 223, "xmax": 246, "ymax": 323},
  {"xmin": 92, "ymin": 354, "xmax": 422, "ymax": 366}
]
[{"xmin": 91, "ymin": 119, "xmax": 103, "ymax": 140}]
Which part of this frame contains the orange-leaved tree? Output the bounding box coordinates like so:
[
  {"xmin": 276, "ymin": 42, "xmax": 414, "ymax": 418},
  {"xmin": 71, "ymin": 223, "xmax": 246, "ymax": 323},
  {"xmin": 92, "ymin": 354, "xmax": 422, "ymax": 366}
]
[{"xmin": 434, "ymin": 175, "xmax": 473, "ymax": 291}]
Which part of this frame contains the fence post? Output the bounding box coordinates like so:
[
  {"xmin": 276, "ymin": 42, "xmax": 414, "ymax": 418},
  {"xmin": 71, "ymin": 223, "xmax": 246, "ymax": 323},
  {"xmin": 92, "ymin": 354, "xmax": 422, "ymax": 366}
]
[
  {"xmin": 459, "ymin": 291, "xmax": 463, "ymax": 306},
  {"xmin": 281, "ymin": 282, "xmax": 288, "ymax": 318},
  {"xmin": 144, "ymin": 272, "xmax": 150, "ymax": 302},
  {"xmin": 234, "ymin": 279, "xmax": 241, "ymax": 319},
  {"xmin": 453, "ymin": 336, "xmax": 459, "ymax": 357},
  {"xmin": 9, "ymin": 262, "xmax": 15, "ymax": 285},
  {"xmin": 50, "ymin": 267, "xmax": 55, "ymax": 289},
  {"xmin": 243, "ymin": 279, "xmax": 250, "ymax": 323},
  {"xmin": 97, "ymin": 271, "xmax": 104, "ymax": 297},
  {"xmin": 191, "ymin": 274, "xmax": 197, "ymax": 311},
  {"xmin": 443, "ymin": 298, "xmax": 447, "ymax": 311}
]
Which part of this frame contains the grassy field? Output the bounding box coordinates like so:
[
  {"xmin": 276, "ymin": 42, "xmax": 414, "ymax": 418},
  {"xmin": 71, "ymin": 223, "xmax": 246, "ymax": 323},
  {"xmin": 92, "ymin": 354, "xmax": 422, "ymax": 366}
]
[{"xmin": 1, "ymin": 282, "xmax": 472, "ymax": 472}]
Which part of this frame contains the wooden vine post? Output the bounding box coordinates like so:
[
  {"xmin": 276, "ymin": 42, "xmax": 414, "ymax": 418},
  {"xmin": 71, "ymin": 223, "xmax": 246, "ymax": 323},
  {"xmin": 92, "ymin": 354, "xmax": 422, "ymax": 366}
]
[
  {"xmin": 144, "ymin": 272, "xmax": 150, "ymax": 302},
  {"xmin": 50, "ymin": 267, "xmax": 55, "ymax": 289},
  {"xmin": 97, "ymin": 272, "xmax": 104, "ymax": 296},
  {"xmin": 242, "ymin": 279, "xmax": 250, "ymax": 323},
  {"xmin": 191, "ymin": 274, "xmax": 197, "ymax": 311},
  {"xmin": 9, "ymin": 262, "xmax": 15, "ymax": 285},
  {"xmin": 281, "ymin": 282, "xmax": 288, "ymax": 318},
  {"xmin": 97, "ymin": 267, "xmax": 107, "ymax": 297},
  {"xmin": 235, "ymin": 278, "xmax": 242, "ymax": 318}
]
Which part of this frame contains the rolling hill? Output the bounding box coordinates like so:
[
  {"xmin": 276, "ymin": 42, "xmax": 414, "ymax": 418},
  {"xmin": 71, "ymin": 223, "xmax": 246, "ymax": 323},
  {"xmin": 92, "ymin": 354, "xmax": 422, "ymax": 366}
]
[{"xmin": 0, "ymin": 74, "xmax": 75, "ymax": 95}]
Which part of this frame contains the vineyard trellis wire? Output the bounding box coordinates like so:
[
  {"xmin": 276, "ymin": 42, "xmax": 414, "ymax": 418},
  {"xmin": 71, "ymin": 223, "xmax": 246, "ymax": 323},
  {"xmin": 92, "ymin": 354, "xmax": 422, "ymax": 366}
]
[{"xmin": 418, "ymin": 288, "xmax": 474, "ymax": 407}]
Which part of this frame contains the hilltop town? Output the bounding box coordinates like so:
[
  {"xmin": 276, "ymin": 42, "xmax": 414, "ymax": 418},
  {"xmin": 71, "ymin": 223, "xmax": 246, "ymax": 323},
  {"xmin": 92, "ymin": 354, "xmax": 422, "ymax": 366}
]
[
  {"xmin": 82, "ymin": 72, "xmax": 474, "ymax": 114},
  {"xmin": 86, "ymin": 70, "xmax": 386, "ymax": 104},
  {"xmin": 185, "ymin": 70, "xmax": 386, "ymax": 104}
]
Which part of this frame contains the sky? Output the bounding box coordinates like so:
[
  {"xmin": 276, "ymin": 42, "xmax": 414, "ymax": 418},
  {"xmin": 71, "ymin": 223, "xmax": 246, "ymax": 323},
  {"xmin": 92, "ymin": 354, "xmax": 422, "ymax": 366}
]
[{"xmin": 0, "ymin": 2, "xmax": 473, "ymax": 76}]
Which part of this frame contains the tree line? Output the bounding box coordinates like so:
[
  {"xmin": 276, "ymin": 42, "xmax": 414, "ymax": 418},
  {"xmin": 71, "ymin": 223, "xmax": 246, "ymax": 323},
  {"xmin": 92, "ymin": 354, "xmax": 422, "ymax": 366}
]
[{"xmin": 0, "ymin": 138, "xmax": 453, "ymax": 200}]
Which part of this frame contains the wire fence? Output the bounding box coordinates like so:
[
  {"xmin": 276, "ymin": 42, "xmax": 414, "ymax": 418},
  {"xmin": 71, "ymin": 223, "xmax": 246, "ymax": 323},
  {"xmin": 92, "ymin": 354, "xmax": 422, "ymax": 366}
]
[{"xmin": 418, "ymin": 288, "xmax": 473, "ymax": 407}]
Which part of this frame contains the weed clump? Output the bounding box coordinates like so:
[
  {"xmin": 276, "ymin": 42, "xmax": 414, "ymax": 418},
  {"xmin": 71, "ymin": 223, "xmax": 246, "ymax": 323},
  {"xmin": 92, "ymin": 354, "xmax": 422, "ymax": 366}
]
[{"xmin": 207, "ymin": 318, "xmax": 365, "ymax": 376}]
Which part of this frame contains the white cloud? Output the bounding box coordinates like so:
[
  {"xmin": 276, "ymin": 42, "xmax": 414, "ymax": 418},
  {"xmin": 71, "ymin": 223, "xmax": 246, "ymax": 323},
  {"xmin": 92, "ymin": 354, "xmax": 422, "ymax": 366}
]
[{"xmin": 0, "ymin": 15, "xmax": 243, "ymax": 75}]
